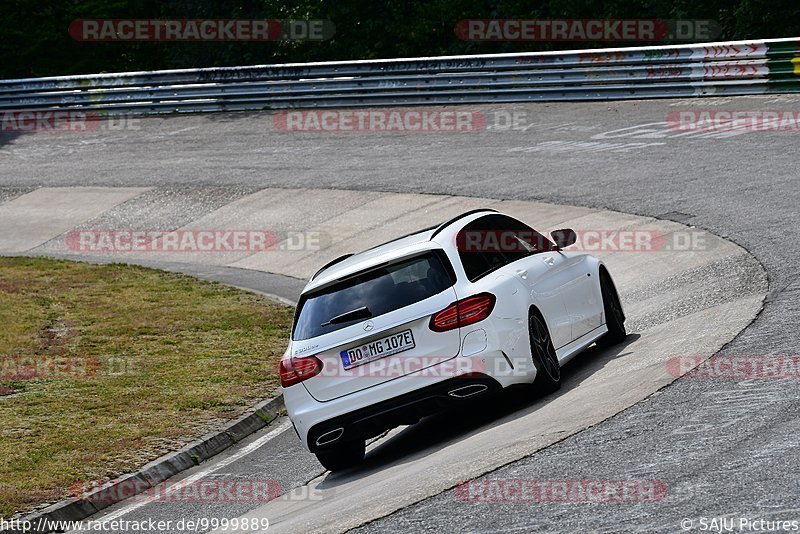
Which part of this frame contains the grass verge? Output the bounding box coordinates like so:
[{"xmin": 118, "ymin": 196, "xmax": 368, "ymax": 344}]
[{"xmin": 0, "ymin": 257, "xmax": 294, "ymax": 518}]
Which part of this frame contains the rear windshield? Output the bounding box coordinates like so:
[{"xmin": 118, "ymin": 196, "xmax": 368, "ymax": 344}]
[{"xmin": 292, "ymin": 250, "xmax": 455, "ymax": 341}]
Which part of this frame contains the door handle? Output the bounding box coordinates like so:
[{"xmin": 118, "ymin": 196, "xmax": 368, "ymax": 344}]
[
  {"xmin": 542, "ymin": 256, "xmax": 555, "ymax": 266},
  {"xmin": 516, "ymin": 269, "xmax": 528, "ymax": 279}
]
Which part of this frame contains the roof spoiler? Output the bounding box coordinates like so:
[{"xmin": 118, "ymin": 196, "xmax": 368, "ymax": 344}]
[
  {"xmin": 430, "ymin": 208, "xmax": 498, "ymax": 239},
  {"xmin": 311, "ymin": 253, "xmax": 354, "ymax": 281}
]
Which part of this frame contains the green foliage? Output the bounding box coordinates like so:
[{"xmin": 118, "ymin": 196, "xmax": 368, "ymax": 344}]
[{"xmin": 1, "ymin": 0, "xmax": 798, "ymax": 78}]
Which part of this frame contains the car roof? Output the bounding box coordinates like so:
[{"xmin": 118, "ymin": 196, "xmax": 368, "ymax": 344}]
[{"xmin": 302, "ymin": 209, "xmax": 498, "ymax": 293}]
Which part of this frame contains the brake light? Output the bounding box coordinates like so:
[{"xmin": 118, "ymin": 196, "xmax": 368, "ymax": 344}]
[
  {"xmin": 278, "ymin": 354, "xmax": 323, "ymax": 387},
  {"xmin": 429, "ymin": 292, "xmax": 496, "ymax": 332}
]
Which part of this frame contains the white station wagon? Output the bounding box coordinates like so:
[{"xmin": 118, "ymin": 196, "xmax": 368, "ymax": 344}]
[{"xmin": 279, "ymin": 209, "xmax": 626, "ymax": 471}]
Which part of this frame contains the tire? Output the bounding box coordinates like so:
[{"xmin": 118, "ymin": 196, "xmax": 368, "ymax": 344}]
[
  {"xmin": 528, "ymin": 310, "xmax": 561, "ymax": 394},
  {"xmin": 314, "ymin": 440, "xmax": 365, "ymax": 472},
  {"xmin": 597, "ymin": 270, "xmax": 627, "ymax": 348}
]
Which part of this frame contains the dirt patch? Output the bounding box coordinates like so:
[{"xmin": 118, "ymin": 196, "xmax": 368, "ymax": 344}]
[{"xmin": 0, "ymin": 280, "xmax": 21, "ymax": 293}]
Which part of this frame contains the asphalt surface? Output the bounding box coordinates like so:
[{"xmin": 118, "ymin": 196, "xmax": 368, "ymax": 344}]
[
  {"xmin": 2, "ymin": 95, "xmax": 798, "ymax": 532},
  {"xmin": 1, "ymin": 187, "xmax": 762, "ymax": 533},
  {"xmin": 60, "ymin": 420, "xmax": 326, "ymax": 534}
]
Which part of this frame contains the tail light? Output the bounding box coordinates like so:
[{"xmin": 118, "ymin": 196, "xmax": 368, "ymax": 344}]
[
  {"xmin": 429, "ymin": 292, "xmax": 496, "ymax": 332},
  {"xmin": 279, "ymin": 353, "xmax": 323, "ymax": 387}
]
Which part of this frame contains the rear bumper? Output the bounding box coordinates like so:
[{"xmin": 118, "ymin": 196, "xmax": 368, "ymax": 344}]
[
  {"xmin": 284, "ymin": 344, "xmax": 532, "ymax": 453},
  {"xmin": 306, "ymin": 374, "xmax": 501, "ymax": 452}
]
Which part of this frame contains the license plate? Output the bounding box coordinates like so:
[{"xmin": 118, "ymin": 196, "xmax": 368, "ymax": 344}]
[{"xmin": 340, "ymin": 329, "xmax": 415, "ymax": 370}]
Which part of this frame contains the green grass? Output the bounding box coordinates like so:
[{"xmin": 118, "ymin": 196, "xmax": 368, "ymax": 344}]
[{"xmin": 0, "ymin": 257, "xmax": 294, "ymax": 518}]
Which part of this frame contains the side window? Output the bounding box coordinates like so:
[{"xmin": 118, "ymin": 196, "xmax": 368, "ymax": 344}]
[
  {"xmin": 496, "ymin": 215, "xmax": 555, "ymax": 255},
  {"xmin": 456, "ymin": 215, "xmax": 555, "ymax": 281}
]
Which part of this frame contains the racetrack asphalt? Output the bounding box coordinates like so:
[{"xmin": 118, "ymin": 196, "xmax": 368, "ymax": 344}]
[{"xmin": 1, "ymin": 94, "xmax": 798, "ymax": 533}]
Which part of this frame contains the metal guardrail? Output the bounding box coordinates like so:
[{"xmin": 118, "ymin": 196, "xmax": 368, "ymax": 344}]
[{"xmin": 1, "ymin": 38, "xmax": 798, "ymax": 115}]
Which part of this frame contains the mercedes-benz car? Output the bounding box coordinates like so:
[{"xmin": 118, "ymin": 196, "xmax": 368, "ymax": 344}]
[{"xmin": 279, "ymin": 209, "xmax": 626, "ymax": 471}]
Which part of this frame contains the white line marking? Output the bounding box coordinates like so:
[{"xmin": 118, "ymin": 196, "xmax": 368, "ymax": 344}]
[
  {"xmin": 166, "ymin": 126, "xmax": 199, "ymax": 135},
  {"xmin": 89, "ymin": 419, "xmax": 291, "ymax": 526}
]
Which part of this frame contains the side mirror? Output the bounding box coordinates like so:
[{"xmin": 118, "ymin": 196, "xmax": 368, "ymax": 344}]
[{"xmin": 550, "ymin": 228, "xmax": 577, "ymax": 249}]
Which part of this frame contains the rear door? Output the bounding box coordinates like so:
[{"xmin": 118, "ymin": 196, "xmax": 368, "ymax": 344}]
[
  {"xmin": 558, "ymin": 253, "xmax": 602, "ymax": 340},
  {"xmin": 292, "ymin": 250, "xmax": 462, "ymax": 402},
  {"xmin": 455, "ymin": 214, "xmax": 572, "ymax": 349},
  {"xmin": 517, "ymin": 250, "xmax": 573, "ymax": 349}
]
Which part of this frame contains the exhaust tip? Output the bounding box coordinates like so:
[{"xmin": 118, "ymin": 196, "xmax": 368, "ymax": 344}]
[
  {"xmin": 447, "ymin": 384, "xmax": 489, "ymax": 399},
  {"xmin": 315, "ymin": 427, "xmax": 344, "ymax": 446}
]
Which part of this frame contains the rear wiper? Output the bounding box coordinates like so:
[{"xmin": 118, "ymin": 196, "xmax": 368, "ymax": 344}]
[{"xmin": 321, "ymin": 306, "xmax": 372, "ymax": 327}]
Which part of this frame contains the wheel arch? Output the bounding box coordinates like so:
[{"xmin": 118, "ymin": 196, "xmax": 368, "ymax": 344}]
[{"xmin": 597, "ymin": 261, "xmax": 625, "ymax": 322}]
